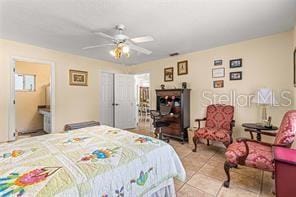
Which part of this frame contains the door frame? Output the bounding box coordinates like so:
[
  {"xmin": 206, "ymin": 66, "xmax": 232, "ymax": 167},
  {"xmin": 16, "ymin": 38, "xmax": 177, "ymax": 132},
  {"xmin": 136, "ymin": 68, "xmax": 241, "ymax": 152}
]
[
  {"xmin": 134, "ymin": 72, "xmax": 151, "ymax": 124},
  {"xmin": 9, "ymin": 56, "xmax": 56, "ymax": 141}
]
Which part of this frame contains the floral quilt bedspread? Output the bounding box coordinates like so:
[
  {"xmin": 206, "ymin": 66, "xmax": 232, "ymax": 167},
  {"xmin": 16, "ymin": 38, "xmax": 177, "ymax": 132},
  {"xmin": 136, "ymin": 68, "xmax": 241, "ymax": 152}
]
[{"xmin": 0, "ymin": 125, "xmax": 186, "ymax": 197}]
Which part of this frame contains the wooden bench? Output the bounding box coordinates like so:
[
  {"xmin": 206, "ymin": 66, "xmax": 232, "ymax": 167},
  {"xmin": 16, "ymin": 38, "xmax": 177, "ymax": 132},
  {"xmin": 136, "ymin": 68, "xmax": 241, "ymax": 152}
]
[{"xmin": 64, "ymin": 121, "xmax": 100, "ymax": 131}]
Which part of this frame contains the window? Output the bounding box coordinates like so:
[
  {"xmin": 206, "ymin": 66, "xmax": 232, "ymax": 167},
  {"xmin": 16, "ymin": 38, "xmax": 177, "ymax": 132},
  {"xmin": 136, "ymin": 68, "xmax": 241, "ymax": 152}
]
[{"xmin": 15, "ymin": 74, "xmax": 36, "ymax": 91}]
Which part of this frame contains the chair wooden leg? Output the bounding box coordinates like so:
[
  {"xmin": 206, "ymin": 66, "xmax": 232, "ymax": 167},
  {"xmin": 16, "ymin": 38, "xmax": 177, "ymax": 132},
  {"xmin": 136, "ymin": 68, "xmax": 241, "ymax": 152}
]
[
  {"xmin": 271, "ymin": 172, "xmax": 276, "ymax": 195},
  {"xmin": 192, "ymin": 136, "xmax": 198, "ymax": 152},
  {"xmin": 207, "ymin": 139, "xmax": 210, "ymax": 146},
  {"xmin": 223, "ymin": 161, "xmax": 237, "ymax": 188},
  {"xmin": 154, "ymin": 128, "xmax": 159, "ymax": 138}
]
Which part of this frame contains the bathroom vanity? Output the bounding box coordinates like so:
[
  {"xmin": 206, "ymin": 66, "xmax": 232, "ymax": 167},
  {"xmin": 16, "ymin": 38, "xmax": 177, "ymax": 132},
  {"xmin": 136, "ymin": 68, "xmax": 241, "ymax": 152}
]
[{"xmin": 39, "ymin": 107, "xmax": 51, "ymax": 133}]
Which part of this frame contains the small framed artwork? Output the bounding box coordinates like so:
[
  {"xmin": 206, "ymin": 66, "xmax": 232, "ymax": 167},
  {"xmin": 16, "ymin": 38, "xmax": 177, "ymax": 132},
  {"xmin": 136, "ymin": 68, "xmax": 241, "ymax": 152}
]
[
  {"xmin": 164, "ymin": 67, "xmax": 174, "ymax": 82},
  {"xmin": 177, "ymin": 60, "xmax": 188, "ymax": 75},
  {"xmin": 69, "ymin": 69, "xmax": 88, "ymax": 86},
  {"xmin": 213, "ymin": 80, "xmax": 224, "ymax": 88},
  {"xmin": 294, "ymin": 48, "xmax": 296, "ymax": 87},
  {"xmin": 212, "ymin": 68, "xmax": 225, "ymax": 78},
  {"xmin": 230, "ymin": 58, "xmax": 242, "ymax": 68},
  {"xmin": 214, "ymin": 59, "xmax": 223, "ymax": 66},
  {"xmin": 230, "ymin": 71, "xmax": 242, "ymax": 80}
]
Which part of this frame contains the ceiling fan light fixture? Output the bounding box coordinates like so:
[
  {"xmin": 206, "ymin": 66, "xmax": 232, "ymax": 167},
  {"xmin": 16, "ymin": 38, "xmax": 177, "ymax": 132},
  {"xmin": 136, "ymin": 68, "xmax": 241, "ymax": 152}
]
[
  {"xmin": 84, "ymin": 24, "xmax": 153, "ymax": 59},
  {"xmin": 122, "ymin": 45, "xmax": 130, "ymax": 53},
  {"xmin": 114, "ymin": 47, "xmax": 122, "ymax": 59},
  {"xmin": 109, "ymin": 50, "xmax": 115, "ymax": 56}
]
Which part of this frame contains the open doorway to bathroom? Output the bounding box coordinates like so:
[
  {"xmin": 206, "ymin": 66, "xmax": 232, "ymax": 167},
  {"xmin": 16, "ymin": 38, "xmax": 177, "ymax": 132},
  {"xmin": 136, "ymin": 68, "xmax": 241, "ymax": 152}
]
[
  {"xmin": 13, "ymin": 60, "xmax": 52, "ymax": 139},
  {"xmin": 135, "ymin": 73, "xmax": 150, "ymax": 129}
]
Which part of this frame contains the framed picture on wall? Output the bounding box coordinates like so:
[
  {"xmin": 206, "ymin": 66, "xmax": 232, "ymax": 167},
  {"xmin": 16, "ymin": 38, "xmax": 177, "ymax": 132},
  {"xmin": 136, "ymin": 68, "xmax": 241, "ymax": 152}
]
[
  {"xmin": 212, "ymin": 68, "xmax": 225, "ymax": 78},
  {"xmin": 213, "ymin": 80, "xmax": 224, "ymax": 88},
  {"xmin": 294, "ymin": 48, "xmax": 296, "ymax": 87},
  {"xmin": 229, "ymin": 58, "xmax": 242, "ymax": 68},
  {"xmin": 69, "ymin": 69, "xmax": 88, "ymax": 86},
  {"xmin": 164, "ymin": 67, "xmax": 174, "ymax": 82},
  {"xmin": 214, "ymin": 59, "xmax": 223, "ymax": 66},
  {"xmin": 177, "ymin": 60, "xmax": 188, "ymax": 75},
  {"xmin": 230, "ymin": 71, "xmax": 242, "ymax": 80}
]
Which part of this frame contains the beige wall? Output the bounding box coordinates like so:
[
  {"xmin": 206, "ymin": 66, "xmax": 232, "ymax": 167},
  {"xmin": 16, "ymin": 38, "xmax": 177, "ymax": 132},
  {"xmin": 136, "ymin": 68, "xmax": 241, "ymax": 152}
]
[
  {"xmin": 127, "ymin": 31, "xmax": 295, "ymax": 142},
  {"xmin": 15, "ymin": 61, "xmax": 50, "ymax": 133},
  {"xmin": 0, "ymin": 39, "xmax": 126, "ymax": 142},
  {"xmin": 0, "ymin": 31, "xmax": 295, "ymax": 142}
]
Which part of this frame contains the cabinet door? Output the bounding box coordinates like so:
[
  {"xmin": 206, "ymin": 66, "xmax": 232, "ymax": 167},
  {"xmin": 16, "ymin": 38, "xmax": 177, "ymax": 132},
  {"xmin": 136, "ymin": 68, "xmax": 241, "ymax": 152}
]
[{"xmin": 44, "ymin": 114, "xmax": 51, "ymax": 133}]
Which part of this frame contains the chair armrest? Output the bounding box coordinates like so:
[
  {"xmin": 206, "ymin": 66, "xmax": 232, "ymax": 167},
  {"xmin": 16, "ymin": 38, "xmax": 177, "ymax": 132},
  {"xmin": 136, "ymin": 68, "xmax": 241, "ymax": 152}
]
[
  {"xmin": 272, "ymin": 144, "xmax": 291, "ymax": 148},
  {"xmin": 150, "ymin": 110, "xmax": 160, "ymax": 118},
  {"xmin": 236, "ymin": 137, "xmax": 273, "ymax": 146},
  {"xmin": 235, "ymin": 138, "xmax": 250, "ymax": 165},
  {"xmin": 236, "ymin": 138, "xmax": 291, "ymax": 166},
  {"xmin": 237, "ymin": 138, "xmax": 290, "ymax": 147},
  {"xmin": 195, "ymin": 118, "xmax": 206, "ymax": 129}
]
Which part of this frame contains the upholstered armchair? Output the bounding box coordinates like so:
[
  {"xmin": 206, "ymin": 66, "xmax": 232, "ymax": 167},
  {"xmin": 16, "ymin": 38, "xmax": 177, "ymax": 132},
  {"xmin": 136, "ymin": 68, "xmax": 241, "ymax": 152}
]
[
  {"xmin": 192, "ymin": 104, "xmax": 235, "ymax": 152},
  {"xmin": 223, "ymin": 110, "xmax": 296, "ymax": 188}
]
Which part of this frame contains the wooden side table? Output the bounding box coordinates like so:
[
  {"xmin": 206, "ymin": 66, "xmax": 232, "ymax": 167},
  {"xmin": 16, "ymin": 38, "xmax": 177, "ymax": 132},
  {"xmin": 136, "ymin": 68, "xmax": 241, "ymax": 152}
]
[{"xmin": 242, "ymin": 123, "xmax": 278, "ymax": 141}]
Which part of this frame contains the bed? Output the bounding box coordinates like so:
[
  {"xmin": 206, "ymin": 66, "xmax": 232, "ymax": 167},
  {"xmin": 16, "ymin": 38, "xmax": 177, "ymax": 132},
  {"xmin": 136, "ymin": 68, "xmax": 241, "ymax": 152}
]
[{"xmin": 0, "ymin": 125, "xmax": 186, "ymax": 196}]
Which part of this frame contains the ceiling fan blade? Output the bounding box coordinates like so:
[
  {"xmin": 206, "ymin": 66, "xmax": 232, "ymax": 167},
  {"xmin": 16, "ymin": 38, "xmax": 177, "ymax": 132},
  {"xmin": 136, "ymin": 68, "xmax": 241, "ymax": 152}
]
[
  {"xmin": 94, "ymin": 32, "xmax": 115, "ymax": 40},
  {"xmin": 82, "ymin": 43, "xmax": 115, "ymax": 50},
  {"xmin": 130, "ymin": 36, "xmax": 154, "ymax": 43},
  {"xmin": 128, "ymin": 42, "xmax": 152, "ymax": 55}
]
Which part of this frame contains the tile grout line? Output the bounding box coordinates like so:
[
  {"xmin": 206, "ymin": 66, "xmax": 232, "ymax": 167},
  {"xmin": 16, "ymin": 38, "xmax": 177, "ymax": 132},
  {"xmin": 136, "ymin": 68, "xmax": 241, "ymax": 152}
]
[
  {"xmin": 185, "ymin": 151, "xmax": 222, "ymax": 196},
  {"xmin": 198, "ymin": 152, "xmax": 223, "ymax": 197}
]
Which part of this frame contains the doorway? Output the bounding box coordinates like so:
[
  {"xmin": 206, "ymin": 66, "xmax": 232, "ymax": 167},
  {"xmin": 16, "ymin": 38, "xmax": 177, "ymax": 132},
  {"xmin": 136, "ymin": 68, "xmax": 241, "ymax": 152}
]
[
  {"xmin": 9, "ymin": 57, "xmax": 55, "ymax": 141},
  {"xmin": 135, "ymin": 73, "xmax": 150, "ymax": 129},
  {"xmin": 100, "ymin": 73, "xmax": 136, "ymax": 129}
]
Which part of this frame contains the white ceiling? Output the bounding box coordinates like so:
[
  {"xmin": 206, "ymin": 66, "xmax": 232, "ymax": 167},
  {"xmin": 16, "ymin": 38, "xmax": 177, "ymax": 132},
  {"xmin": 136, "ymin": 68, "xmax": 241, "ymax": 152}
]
[{"xmin": 1, "ymin": 0, "xmax": 296, "ymax": 66}]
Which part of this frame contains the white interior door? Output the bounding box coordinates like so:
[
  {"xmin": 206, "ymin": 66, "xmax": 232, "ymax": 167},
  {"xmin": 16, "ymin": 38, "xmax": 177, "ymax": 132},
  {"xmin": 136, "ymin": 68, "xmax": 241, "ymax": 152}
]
[
  {"xmin": 9, "ymin": 61, "xmax": 16, "ymax": 141},
  {"xmin": 114, "ymin": 74, "xmax": 136, "ymax": 129},
  {"xmin": 100, "ymin": 72, "xmax": 114, "ymax": 127}
]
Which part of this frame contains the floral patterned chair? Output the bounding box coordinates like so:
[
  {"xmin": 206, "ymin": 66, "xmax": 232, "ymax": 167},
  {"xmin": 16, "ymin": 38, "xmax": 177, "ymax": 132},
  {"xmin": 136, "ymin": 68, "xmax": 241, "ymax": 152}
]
[
  {"xmin": 192, "ymin": 104, "xmax": 235, "ymax": 152},
  {"xmin": 223, "ymin": 110, "xmax": 296, "ymax": 188}
]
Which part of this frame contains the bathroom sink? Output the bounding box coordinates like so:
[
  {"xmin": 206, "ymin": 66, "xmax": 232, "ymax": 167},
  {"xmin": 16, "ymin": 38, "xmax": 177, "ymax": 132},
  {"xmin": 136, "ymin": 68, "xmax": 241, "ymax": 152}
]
[{"xmin": 38, "ymin": 107, "xmax": 51, "ymax": 115}]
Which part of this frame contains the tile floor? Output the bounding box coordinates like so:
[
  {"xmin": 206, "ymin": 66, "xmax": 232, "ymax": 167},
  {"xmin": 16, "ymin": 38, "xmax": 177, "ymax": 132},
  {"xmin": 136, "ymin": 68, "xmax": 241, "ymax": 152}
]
[{"xmin": 130, "ymin": 128, "xmax": 274, "ymax": 197}]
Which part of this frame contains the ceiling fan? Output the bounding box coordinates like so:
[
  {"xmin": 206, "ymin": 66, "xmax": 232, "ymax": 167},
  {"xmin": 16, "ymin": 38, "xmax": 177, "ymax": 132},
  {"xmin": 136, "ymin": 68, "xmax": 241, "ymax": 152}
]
[{"xmin": 83, "ymin": 24, "xmax": 153, "ymax": 59}]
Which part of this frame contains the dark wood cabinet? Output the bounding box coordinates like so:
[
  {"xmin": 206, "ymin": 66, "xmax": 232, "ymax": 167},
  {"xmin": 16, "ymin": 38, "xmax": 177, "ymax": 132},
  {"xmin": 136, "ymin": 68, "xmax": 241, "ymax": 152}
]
[{"xmin": 155, "ymin": 89, "xmax": 190, "ymax": 142}]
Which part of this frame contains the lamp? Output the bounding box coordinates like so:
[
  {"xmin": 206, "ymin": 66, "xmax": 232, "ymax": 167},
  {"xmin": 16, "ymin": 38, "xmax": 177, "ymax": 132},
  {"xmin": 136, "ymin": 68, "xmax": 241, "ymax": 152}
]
[
  {"xmin": 252, "ymin": 88, "xmax": 278, "ymax": 125},
  {"xmin": 109, "ymin": 43, "xmax": 130, "ymax": 59}
]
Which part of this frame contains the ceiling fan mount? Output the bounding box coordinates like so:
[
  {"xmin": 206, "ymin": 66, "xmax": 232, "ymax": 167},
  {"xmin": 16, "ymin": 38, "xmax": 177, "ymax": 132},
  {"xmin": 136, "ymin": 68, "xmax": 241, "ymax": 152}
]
[
  {"xmin": 115, "ymin": 24, "xmax": 126, "ymax": 31},
  {"xmin": 113, "ymin": 24, "xmax": 129, "ymax": 43},
  {"xmin": 83, "ymin": 24, "xmax": 153, "ymax": 59}
]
